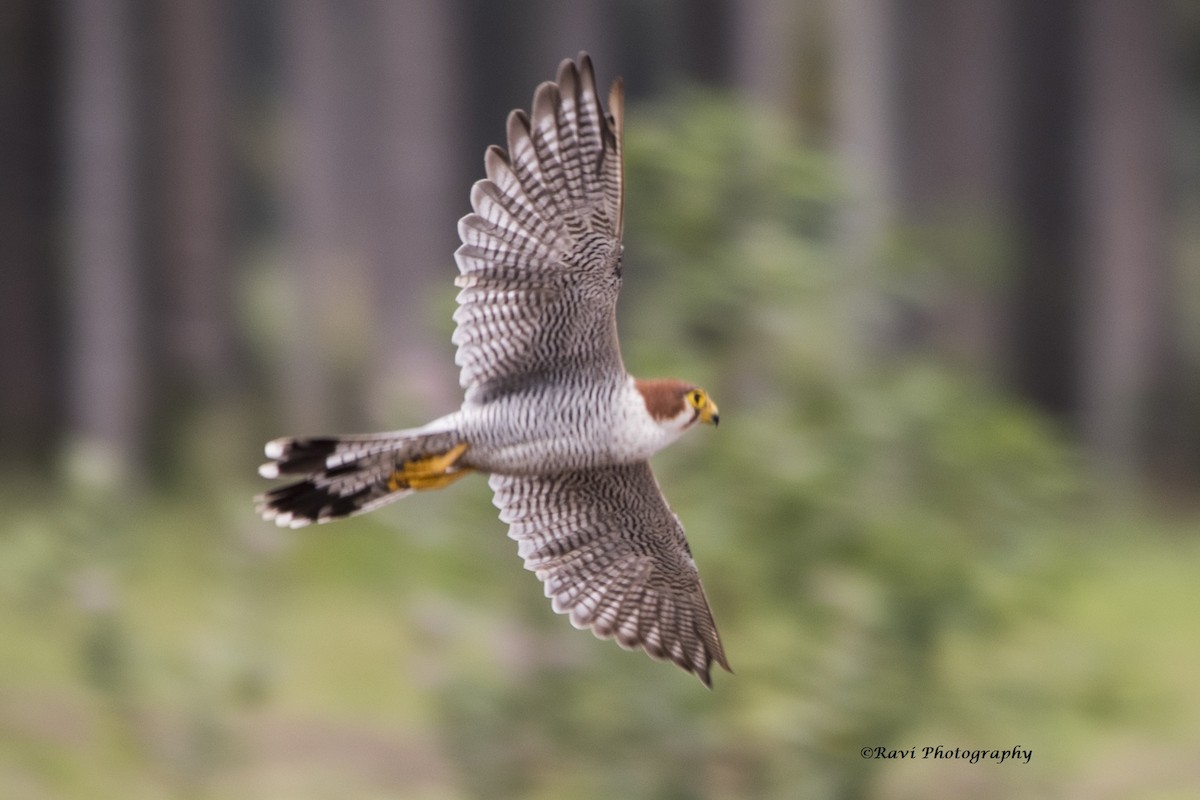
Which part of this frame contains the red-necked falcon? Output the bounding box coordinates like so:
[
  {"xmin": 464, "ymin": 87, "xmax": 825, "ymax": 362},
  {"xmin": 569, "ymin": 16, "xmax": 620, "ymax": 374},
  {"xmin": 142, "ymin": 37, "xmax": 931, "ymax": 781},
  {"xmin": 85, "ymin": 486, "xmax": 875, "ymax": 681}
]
[{"xmin": 257, "ymin": 53, "xmax": 729, "ymax": 686}]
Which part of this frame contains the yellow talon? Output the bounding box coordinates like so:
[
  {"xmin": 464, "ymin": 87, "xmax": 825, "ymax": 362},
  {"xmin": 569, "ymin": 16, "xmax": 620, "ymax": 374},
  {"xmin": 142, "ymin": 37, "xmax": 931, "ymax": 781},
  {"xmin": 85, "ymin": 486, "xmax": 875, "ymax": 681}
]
[
  {"xmin": 409, "ymin": 442, "xmax": 469, "ymax": 477},
  {"xmin": 388, "ymin": 442, "xmax": 471, "ymax": 492},
  {"xmin": 407, "ymin": 468, "xmax": 472, "ymax": 491}
]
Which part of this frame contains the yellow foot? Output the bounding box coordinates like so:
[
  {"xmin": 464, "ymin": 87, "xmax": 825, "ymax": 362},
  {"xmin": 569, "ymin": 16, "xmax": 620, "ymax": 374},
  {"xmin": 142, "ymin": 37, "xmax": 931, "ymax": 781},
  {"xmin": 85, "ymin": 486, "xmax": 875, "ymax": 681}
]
[
  {"xmin": 387, "ymin": 442, "xmax": 472, "ymax": 492},
  {"xmin": 406, "ymin": 468, "xmax": 472, "ymax": 491}
]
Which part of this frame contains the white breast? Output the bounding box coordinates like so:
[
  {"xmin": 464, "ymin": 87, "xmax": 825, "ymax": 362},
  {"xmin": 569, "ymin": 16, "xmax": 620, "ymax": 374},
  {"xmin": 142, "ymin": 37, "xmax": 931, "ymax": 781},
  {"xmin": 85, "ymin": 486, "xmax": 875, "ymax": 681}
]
[{"xmin": 608, "ymin": 377, "xmax": 692, "ymax": 462}]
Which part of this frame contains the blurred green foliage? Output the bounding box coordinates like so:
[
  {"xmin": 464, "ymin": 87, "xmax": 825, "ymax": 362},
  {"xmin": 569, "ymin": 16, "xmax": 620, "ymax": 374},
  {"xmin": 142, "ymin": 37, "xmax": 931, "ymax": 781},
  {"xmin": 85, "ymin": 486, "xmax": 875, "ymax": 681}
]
[{"xmin": 2, "ymin": 94, "xmax": 1198, "ymax": 800}]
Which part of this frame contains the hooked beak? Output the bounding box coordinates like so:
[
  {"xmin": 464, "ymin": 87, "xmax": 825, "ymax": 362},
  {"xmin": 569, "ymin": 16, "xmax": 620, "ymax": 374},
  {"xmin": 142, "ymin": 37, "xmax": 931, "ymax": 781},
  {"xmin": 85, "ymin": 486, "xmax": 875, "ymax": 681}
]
[{"xmin": 698, "ymin": 398, "xmax": 720, "ymax": 427}]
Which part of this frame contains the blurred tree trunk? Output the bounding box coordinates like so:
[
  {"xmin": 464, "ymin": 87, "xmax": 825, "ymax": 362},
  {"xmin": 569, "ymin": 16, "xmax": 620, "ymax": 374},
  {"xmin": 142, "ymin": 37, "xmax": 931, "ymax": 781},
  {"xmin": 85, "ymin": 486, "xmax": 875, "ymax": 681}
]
[
  {"xmin": 0, "ymin": 0, "xmax": 63, "ymax": 472},
  {"xmin": 362, "ymin": 0, "xmax": 463, "ymax": 422},
  {"xmin": 892, "ymin": 0, "xmax": 1010, "ymax": 364},
  {"xmin": 681, "ymin": 0, "xmax": 734, "ymax": 85},
  {"xmin": 1007, "ymin": 1, "xmax": 1082, "ymax": 419},
  {"xmin": 1077, "ymin": 0, "xmax": 1171, "ymax": 478},
  {"xmin": 831, "ymin": 0, "xmax": 896, "ymax": 362},
  {"xmin": 150, "ymin": 1, "xmax": 236, "ymax": 405},
  {"xmin": 731, "ymin": 0, "xmax": 801, "ymax": 110},
  {"xmin": 280, "ymin": 0, "xmax": 369, "ymax": 431},
  {"xmin": 63, "ymin": 0, "xmax": 144, "ymax": 482}
]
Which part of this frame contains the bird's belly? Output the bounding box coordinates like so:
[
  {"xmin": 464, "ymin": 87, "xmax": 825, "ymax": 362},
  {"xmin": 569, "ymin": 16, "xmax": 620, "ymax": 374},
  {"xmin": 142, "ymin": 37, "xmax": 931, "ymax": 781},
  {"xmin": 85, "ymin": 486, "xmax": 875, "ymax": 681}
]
[
  {"xmin": 456, "ymin": 401, "xmax": 629, "ymax": 475},
  {"xmin": 466, "ymin": 435, "xmax": 617, "ymax": 475}
]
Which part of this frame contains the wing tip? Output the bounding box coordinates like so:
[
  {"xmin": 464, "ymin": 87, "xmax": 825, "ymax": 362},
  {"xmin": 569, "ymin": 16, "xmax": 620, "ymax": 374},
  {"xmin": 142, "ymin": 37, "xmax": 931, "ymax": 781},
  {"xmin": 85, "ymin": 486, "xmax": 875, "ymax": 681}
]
[
  {"xmin": 531, "ymin": 80, "xmax": 562, "ymax": 131},
  {"xmin": 608, "ymin": 77, "xmax": 625, "ymax": 131},
  {"xmin": 543, "ymin": 587, "xmax": 732, "ymax": 688},
  {"xmin": 556, "ymin": 55, "xmax": 579, "ymax": 94}
]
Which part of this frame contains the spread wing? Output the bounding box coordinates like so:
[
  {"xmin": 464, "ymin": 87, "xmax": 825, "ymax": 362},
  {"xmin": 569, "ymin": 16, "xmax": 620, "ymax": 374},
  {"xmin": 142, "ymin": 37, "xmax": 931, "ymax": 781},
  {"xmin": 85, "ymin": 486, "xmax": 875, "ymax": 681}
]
[
  {"xmin": 490, "ymin": 462, "xmax": 731, "ymax": 687},
  {"xmin": 453, "ymin": 52, "xmax": 626, "ymax": 403}
]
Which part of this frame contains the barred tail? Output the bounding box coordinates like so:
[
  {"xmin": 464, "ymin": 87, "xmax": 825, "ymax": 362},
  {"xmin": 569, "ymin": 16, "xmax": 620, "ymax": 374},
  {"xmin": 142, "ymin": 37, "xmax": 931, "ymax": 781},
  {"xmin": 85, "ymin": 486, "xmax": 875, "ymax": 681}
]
[{"xmin": 255, "ymin": 424, "xmax": 472, "ymax": 528}]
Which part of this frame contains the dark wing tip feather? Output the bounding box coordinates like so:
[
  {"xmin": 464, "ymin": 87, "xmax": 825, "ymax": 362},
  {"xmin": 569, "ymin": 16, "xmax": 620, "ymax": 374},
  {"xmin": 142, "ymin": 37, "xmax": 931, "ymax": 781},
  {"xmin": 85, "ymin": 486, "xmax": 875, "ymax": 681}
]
[
  {"xmin": 606, "ymin": 77, "xmax": 625, "ymax": 238},
  {"xmin": 637, "ymin": 587, "xmax": 731, "ymax": 687},
  {"xmin": 532, "ymin": 80, "xmax": 561, "ymax": 123},
  {"xmin": 556, "ymin": 56, "xmax": 578, "ymax": 99},
  {"xmin": 484, "ymin": 143, "xmax": 510, "ymax": 175},
  {"xmin": 506, "ymin": 107, "xmax": 531, "ymax": 147}
]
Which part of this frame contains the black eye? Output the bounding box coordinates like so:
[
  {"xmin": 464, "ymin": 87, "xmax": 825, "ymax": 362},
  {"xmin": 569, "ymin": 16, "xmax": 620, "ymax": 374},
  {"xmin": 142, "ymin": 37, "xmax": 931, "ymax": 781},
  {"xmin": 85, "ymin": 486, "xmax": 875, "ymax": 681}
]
[{"xmin": 690, "ymin": 390, "xmax": 703, "ymax": 406}]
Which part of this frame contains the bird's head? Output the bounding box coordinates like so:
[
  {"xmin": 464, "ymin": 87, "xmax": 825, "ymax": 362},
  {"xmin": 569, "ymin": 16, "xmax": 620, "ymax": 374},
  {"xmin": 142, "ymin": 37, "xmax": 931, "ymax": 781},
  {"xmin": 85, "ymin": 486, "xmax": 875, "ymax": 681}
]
[{"xmin": 635, "ymin": 378, "xmax": 720, "ymax": 432}]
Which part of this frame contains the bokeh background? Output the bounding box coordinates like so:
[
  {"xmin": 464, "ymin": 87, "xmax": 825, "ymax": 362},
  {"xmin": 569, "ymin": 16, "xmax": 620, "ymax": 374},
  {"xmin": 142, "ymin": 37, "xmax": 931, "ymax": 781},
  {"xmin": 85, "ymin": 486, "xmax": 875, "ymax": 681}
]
[{"xmin": 3, "ymin": 1, "xmax": 1199, "ymax": 798}]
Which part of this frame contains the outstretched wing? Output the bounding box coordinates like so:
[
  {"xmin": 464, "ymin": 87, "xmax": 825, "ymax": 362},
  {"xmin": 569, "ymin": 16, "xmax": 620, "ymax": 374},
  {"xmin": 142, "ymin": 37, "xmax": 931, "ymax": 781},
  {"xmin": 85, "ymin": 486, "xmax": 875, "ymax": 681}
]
[
  {"xmin": 453, "ymin": 52, "xmax": 626, "ymax": 403},
  {"xmin": 490, "ymin": 462, "xmax": 730, "ymax": 687}
]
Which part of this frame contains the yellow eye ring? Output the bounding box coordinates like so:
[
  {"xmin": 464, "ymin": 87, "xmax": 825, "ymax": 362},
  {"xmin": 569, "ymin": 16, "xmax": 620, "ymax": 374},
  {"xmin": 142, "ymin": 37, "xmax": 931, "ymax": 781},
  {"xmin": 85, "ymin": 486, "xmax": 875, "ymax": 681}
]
[{"xmin": 688, "ymin": 390, "xmax": 705, "ymax": 408}]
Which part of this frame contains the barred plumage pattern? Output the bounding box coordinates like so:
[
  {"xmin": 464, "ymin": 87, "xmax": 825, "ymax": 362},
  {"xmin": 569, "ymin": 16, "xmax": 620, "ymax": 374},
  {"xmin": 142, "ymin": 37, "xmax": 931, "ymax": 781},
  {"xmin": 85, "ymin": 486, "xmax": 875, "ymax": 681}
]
[
  {"xmin": 492, "ymin": 463, "xmax": 729, "ymax": 685},
  {"xmin": 453, "ymin": 53, "xmax": 625, "ymax": 402},
  {"xmin": 257, "ymin": 53, "xmax": 730, "ymax": 687}
]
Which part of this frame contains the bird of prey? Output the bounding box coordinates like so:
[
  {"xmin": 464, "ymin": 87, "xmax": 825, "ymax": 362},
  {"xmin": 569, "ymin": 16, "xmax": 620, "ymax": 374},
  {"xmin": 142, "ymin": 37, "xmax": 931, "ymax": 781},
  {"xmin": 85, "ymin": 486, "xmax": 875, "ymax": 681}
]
[{"xmin": 257, "ymin": 53, "xmax": 730, "ymax": 686}]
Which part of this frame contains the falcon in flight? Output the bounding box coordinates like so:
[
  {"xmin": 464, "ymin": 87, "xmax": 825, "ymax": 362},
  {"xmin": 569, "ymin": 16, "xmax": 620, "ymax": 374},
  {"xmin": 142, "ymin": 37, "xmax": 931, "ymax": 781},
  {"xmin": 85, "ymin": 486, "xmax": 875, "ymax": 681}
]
[{"xmin": 257, "ymin": 53, "xmax": 730, "ymax": 686}]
